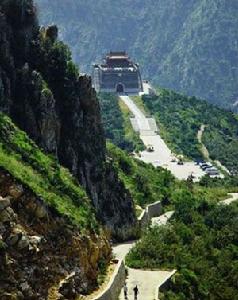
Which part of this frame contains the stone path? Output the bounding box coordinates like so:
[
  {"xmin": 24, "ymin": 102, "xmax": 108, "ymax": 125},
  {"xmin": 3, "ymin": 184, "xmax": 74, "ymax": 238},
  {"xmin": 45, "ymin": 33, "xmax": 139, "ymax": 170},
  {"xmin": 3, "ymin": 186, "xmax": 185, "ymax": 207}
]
[
  {"xmin": 120, "ymin": 96, "xmax": 206, "ymax": 181},
  {"xmin": 113, "ymin": 212, "xmax": 175, "ymax": 300}
]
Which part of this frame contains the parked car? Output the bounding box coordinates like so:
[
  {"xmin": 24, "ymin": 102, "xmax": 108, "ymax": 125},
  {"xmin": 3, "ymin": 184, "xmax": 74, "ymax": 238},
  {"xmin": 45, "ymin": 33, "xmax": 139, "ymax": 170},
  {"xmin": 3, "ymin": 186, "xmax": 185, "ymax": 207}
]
[
  {"xmin": 177, "ymin": 159, "xmax": 184, "ymax": 165},
  {"xmin": 206, "ymin": 167, "xmax": 218, "ymax": 174},
  {"xmin": 207, "ymin": 170, "xmax": 220, "ymax": 176},
  {"xmin": 201, "ymin": 163, "xmax": 212, "ymax": 171},
  {"xmin": 196, "ymin": 160, "xmax": 205, "ymax": 165},
  {"xmin": 147, "ymin": 145, "xmax": 154, "ymax": 152}
]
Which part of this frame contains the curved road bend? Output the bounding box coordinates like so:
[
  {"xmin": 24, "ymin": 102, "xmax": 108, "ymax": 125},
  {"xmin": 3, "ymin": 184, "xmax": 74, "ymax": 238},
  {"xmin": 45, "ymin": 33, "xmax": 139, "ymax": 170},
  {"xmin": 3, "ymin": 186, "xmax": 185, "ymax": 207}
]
[{"xmin": 113, "ymin": 212, "xmax": 175, "ymax": 300}]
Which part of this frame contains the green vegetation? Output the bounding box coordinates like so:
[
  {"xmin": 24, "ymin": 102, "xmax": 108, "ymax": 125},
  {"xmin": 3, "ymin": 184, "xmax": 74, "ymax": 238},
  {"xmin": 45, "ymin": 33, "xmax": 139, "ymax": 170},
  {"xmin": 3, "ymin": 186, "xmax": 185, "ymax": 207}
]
[
  {"xmin": 98, "ymin": 93, "xmax": 144, "ymax": 152},
  {"xmin": 36, "ymin": 0, "xmax": 238, "ymax": 109},
  {"xmin": 0, "ymin": 113, "xmax": 97, "ymax": 230},
  {"xmin": 107, "ymin": 142, "xmax": 176, "ymax": 208},
  {"xmin": 126, "ymin": 194, "xmax": 238, "ymax": 299},
  {"xmin": 131, "ymin": 96, "xmax": 150, "ymax": 116},
  {"xmin": 142, "ymin": 89, "xmax": 238, "ymax": 173},
  {"xmin": 118, "ymin": 99, "xmax": 145, "ymax": 152},
  {"xmin": 107, "ymin": 143, "xmax": 231, "ymax": 209}
]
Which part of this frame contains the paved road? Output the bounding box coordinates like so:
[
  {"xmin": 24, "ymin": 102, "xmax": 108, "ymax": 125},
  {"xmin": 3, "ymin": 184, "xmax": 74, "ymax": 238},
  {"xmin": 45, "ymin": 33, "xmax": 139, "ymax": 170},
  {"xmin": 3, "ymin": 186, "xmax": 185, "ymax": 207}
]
[
  {"xmin": 121, "ymin": 96, "xmax": 151, "ymax": 131},
  {"xmin": 119, "ymin": 268, "xmax": 173, "ymax": 300},
  {"xmin": 113, "ymin": 241, "xmax": 136, "ymax": 261},
  {"xmin": 120, "ymin": 96, "xmax": 205, "ymax": 181},
  {"xmin": 113, "ymin": 212, "xmax": 175, "ymax": 300}
]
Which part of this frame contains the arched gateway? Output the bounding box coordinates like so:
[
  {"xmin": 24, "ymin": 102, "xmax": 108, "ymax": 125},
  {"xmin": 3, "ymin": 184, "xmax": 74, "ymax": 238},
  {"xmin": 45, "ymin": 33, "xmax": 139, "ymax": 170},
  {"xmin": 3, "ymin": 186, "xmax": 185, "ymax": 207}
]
[{"xmin": 116, "ymin": 83, "xmax": 124, "ymax": 93}]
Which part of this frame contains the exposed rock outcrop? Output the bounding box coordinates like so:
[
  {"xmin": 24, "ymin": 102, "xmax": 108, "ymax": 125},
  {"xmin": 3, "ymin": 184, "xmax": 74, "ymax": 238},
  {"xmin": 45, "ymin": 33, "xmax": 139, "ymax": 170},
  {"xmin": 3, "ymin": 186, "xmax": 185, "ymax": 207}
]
[
  {"xmin": 0, "ymin": 0, "xmax": 136, "ymax": 238},
  {"xmin": 0, "ymin": 168, "xmax": 111, "ymax": 299}
]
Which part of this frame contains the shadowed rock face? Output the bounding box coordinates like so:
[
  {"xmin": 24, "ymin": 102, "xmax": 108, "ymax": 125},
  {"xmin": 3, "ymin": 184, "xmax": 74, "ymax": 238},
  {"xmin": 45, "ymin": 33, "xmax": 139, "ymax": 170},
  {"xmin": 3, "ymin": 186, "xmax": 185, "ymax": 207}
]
[{"xmin": 0, "ymin": 0, "xmax": 136, "ymax": 238}]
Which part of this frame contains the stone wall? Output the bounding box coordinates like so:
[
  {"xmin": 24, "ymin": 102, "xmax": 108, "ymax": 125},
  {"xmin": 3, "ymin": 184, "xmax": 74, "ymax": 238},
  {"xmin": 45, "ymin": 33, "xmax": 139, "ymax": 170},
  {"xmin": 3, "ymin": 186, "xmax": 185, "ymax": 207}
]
[
  {"xmin": 138, "ymin": 201, "xmax": 162, "ymax": 228},
  {"xmin": 155, "ymin": 270, "xmax": 177, "ymax": 300},
  {"xmin": 94, "ymin": 259, "xmax": 125, "ymax": 300}
]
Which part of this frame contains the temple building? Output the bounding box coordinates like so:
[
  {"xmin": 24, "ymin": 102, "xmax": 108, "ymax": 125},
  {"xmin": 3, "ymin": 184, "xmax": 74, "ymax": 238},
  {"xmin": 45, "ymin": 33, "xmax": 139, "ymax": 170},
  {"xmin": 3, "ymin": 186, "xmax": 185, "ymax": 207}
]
[{"xmin": 93, "ymin": 51, "xmax": 143, "ymax": 94}]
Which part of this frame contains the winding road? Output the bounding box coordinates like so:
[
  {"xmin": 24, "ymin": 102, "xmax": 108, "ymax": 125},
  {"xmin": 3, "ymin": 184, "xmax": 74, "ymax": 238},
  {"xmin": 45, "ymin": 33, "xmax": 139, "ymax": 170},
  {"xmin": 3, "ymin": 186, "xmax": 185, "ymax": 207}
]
[{"xmin": 113, "ymin": 212, "xmax": 175, "ymax": 300}]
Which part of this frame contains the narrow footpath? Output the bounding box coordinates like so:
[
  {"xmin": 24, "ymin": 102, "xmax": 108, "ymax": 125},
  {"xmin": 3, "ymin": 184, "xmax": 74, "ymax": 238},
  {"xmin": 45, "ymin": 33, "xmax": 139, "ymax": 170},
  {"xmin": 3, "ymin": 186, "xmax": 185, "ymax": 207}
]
[
  {"xmin": 197, "ymin": 124, "xmax": 210, "ymax": 160},
  {"xmin": 197, "ymin": 124, "xmax": 229, "ymax": 175},
  {"xmin": 111, "ymin": 191, "xmax": 238, "ymax": 300},
  {"xmin": 113, "ymin": 212, "xmax": 175, "ymax": 300}
]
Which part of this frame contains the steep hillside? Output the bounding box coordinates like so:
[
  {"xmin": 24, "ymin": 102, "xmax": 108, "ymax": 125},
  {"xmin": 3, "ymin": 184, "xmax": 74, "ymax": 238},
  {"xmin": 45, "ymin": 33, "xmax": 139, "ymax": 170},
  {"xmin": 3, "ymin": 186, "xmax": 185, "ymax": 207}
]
[
  {"xmin": 141, "ymin": 89, "xmax": 238, "ymax": 174},
  {"xmin": 98, "ymin": 92, "xmax": 144, "ymax": 152},
  {"xmin": 35, "ymin": 0, "xmax": 238, "ymax": 109},
  {"xmin": 0, "ymin": 0, "xmax": 136, "ymax": 238},
  {"xmin": 0, "ymin": 113, "xmax": 111, "ymax": 299}
]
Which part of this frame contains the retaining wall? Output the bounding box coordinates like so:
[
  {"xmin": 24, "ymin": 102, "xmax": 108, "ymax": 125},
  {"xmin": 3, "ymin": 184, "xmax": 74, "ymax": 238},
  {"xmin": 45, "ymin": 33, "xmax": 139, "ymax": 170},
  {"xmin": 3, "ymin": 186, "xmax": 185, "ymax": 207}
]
[
  {"xmin": 155, "ymin": 270, "xmax": 176, "ymax": 300},
  {"xmin": 94, "ymin": 259, "xmax": 125, "ymax": 300},
  {"xmin": 138, "ymin": 200, "xmax": 162, "ymax": 228}
]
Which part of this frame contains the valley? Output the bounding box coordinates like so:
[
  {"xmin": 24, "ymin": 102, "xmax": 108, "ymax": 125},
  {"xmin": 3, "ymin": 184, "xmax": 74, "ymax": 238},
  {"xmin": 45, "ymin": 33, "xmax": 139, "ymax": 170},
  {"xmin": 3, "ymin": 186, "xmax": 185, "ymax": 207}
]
[
  {"xmin": 1, "ymin": 1, "xmax": 238, "ymax": 299},
  {"xmin": 35, "ymin": 0, "xmax": 238, "ymax": 110}
]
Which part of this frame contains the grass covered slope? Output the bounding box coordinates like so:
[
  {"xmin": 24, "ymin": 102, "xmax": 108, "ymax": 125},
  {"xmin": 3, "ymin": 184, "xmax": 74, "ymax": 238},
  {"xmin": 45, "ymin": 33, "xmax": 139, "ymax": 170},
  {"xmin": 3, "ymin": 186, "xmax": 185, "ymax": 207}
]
[
  {"xmin": 98, "ymin": 93, "xmax": 144, "ymax": 152},
  {"xmin": 107, "ymin": 143, "xmax": 176, "ymax": 208},
  {"xmin": 142, "ymin": 89, "xmax": 238, "ymax": 173},
  {"xmin": 126, "ymin": 195, "xmax": 238, "ymax": 300},
  {"xmin": 0, "ymin": 113, "xmax": 97, "ymax": 230},
  {"xmin": 107, "ymin": 143, "xmax": 231, "ymax": 211}
]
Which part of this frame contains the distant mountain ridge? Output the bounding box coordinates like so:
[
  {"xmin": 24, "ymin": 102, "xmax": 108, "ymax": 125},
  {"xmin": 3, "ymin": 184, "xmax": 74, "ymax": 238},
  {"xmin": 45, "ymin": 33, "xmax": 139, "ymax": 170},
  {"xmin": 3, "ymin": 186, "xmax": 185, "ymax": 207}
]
[{"xmin": 35, "ymin": 0, "xmax": 238, "ymax": 109}]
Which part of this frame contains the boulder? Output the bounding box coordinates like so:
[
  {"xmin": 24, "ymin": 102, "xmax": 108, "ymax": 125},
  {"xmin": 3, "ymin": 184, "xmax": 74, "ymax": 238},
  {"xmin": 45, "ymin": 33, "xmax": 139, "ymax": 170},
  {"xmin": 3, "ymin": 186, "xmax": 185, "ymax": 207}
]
[
  {"xmin": 0, "ymin": 209, "xmax": 11, "ymax": 223},
  {"xmin": 8, "ymin": 185, "xmax": 23, "ymax": 199},
  {"xmin": 35, "ymin": 205, "xmax": 47, "ymax": 219},
  {"xmin": 17, "ymin": 236, "xmax": 29, "ymax": 250},
  {"xmin": 6, "ymin": 233, "xmax": 21, "ymax": 246},
  {"xmin": 0, "ymin": 197, "xmax": 10, "ymax": 211}
]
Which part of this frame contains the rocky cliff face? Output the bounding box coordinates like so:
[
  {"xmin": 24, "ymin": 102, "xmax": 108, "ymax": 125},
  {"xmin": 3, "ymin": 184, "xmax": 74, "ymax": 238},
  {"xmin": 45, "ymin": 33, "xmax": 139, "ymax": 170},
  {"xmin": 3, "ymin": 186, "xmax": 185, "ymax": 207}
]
[
  {"xmin": 0, "ymin": 167, "xmax": 111, "ymax": 299},
  {"xmin": 0, "ymin": 0, "xmax": 136, "ymax": 238}
]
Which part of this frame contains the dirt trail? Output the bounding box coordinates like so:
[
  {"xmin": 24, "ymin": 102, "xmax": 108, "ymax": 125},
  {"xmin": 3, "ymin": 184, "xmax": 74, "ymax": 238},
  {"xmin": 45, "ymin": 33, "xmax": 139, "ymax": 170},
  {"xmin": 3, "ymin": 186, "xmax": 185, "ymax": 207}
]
[{"xmin": 197, "ymin": 124, "xmax": 210, "ymax": 160}]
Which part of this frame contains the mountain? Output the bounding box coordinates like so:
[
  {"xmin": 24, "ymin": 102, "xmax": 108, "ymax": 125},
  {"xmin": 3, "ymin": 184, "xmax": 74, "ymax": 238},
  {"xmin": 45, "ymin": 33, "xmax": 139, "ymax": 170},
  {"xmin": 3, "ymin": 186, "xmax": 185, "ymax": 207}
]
[
  {"xmin": 35, "ymin": 0, "xmax": 238, "ymax": 109},
  {"xmin": 0, "ymin": 112, "xmax": 111, "ymax": 298},
  {"xmin": 0, "ymin": 0, "xmax": 136, "ymax": 239}
]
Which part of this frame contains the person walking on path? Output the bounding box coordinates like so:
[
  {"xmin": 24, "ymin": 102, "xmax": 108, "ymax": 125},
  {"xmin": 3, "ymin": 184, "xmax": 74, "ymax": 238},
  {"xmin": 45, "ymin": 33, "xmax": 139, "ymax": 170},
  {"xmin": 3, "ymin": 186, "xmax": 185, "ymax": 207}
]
[
  {"xmin": 124, "ymin": 282, "xmax": 128, "ymax": 299},
  {"xmin": 133, "ymin": 285, "xmax": 139, "ymax": 300}
]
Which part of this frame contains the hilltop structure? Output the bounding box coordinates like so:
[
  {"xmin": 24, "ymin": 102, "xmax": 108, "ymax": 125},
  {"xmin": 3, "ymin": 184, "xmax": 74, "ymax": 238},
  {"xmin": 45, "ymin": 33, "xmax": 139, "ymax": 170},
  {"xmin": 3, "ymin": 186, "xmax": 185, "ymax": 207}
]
[{"xmin": 93, "ymin": 51, "xmax": 143, "ymax": 94}]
